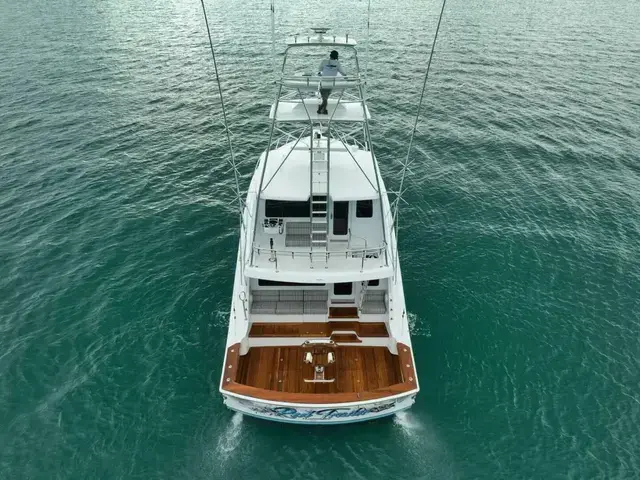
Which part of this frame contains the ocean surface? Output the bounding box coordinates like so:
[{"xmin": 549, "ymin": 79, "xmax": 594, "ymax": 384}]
[{"xmin": 1, "ymin": 0, "xmax": 639, "ymax": 478}]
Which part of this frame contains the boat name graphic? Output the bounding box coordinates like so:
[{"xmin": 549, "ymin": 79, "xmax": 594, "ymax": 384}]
[{"xmin": 251, "ymin": 402, "xmax": 396, "ymax": 420}]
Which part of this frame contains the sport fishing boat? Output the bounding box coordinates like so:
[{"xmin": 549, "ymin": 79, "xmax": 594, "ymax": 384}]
[{"xmin": 219, "ymin": 28, "xmax": 419, "ymax": 424}]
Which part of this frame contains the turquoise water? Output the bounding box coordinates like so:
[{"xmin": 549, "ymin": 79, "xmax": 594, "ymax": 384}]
[{"xmin": 1, "ymin": 0, "xmax": 639, "ymax": 478}]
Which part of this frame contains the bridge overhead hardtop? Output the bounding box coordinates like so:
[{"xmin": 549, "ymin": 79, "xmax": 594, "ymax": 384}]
[{"xmin": 286, "ymin": 29, "xmax": 357, "ymax": 48}]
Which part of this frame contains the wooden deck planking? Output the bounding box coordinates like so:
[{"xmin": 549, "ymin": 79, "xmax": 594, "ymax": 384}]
[
  {"xmin": 329, "ymin": 307, "xmax": 359, "ymax": 318},
  {"xmin": 363, "ymin": 348, "xmax": 379, "ymax": 392},
  {"xmin": 249, "ymin": 321, "xmax": 388, "ymax": 338},
  {"xmin": 269, "ymin": 347, "xmax": 279, "ymax": 390},
  {"xmin": 221, "ymin": 342, "xmax": 418, "ymax": 403},
  {"xmin": 286, "ymin": 347, "xmax": 298, "ymax": 394},
  {"xmin": 359, "ymin": 322, "xmax": 388, "ymax": 337},
  {"xmin": 330, "ymin": 333, "xmax": 362, "ymax": 343},
  {"xmin": 352, "ymin": 348, "xmax": 365, "ymax": 392},
  {"xmin": 236, "ymin": 346, "xmax": 401, "ymax": 394},
  {"xmin": 375, "ymin": 347, "xmax": 395, "ymax": 386},
  {"xmin": 275, "ymin": 347, "xmax": 285, "ymax": 391},
  {"xmin": 397, "ymin": 343, "xmax": 416, "ymax": 384}
]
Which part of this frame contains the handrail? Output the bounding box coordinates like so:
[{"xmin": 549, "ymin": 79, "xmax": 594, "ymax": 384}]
[
  {"xmin": 253, "ymin": 243, "xmax": 385, "ymax": 258},
  {"xmin": 278, "ymin": 75, "xmax": 362, "ymax": 89},
  {"xmin": 285, "ymin": 37, "xmax": 358, "ymax": 49},
  {"xmin": 251, "ymin": 242, "xmax": 387, "ymax": 271},
  {"xmin": 348, "ymin": 229, "xmax": 368, "ymax": 251}
]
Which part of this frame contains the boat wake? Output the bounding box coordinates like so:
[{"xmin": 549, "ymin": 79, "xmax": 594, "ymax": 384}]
[
  {"xmin": 393, "ymin": 410, "xmax": 423, "ymax": 435},
  {"xmin": 408, "ymin": 312, "xmax": 432, "ymax": 338},
  {"xmin": 213, "ymin": 309, "xmax": 230, "ymax": 329},
  {"xmin": 393, "ymin": 411, "xmax": 458, "ymax": 478},
  {"xmin": 214, "ymin": 412, "xmax": 243, "ymax": 463}
]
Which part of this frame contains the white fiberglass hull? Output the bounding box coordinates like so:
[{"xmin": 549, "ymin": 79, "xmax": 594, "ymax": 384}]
[
  {"xmin": 222, "ymin": 393, "xmax": 416, "ymax": 425},
  {"xmin": 218, "ymin": 141, "xmax": 419, "ymax": 425}
]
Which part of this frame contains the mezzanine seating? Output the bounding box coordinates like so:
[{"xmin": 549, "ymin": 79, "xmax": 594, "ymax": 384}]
[
  {"xmin": 250, "ymin": 289, "xmax": 329, "ymax": 315},
  {"xmin": 361, "ymin": 290, "xmax": 387, "ymax": 314}
]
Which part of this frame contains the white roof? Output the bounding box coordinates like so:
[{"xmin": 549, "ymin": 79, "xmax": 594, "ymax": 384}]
[
  {"xmin": 270, "ymin": 99, "xmax": 370, "ymax": 123},
  {"xmin": 258, "ymin": 141, "xmax": 381, "ymax": 201},
  {"xmin": 245, "ymin": 264, "xmax": 393, "ymax": 284}
]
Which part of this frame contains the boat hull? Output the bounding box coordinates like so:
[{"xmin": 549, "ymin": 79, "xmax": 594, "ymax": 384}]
[
  {"xmin": 218, "ymin": 139, "xmax": 420, "ymax": 425},
  {"xmin": 222, "ymin": 392, "xmax": 416, "ymax": 425}
]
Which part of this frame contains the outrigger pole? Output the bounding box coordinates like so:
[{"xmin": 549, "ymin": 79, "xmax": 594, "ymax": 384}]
[
  {"xmin": 271, "ymin": 0, "xmax": 277, "ymax": 78},
  {"xmin": 199, "ymin": 0, "xmax": 246, "ymax": 283},
  {"xmin": 364, "ymin": 0, "xmax": 371, "ymax": 101},
  {"xmin": 393, "ymin": 0, "xmax": 448, "ymax": 280}
]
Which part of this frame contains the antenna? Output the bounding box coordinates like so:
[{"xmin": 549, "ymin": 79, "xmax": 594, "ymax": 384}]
[{"xmin": 311, "ymin": 27, "xmax": 329, "ymax": 41}]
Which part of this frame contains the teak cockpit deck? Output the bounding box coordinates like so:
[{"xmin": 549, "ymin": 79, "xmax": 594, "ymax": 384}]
[{"xmin": 222, "ymin": 342, "xmax": 417, "ymax": 404}]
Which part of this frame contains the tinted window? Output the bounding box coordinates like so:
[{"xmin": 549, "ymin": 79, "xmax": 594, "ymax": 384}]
[
  {"xmin": 265, "ymin": 200, "xmax": 309, "ymax": 218},
  {"xmin": 356, "ymin": 200, "xmax": 373, "ymax": 218},
  {"xmin": 333, "ymin": 282, "xmax": 353, "ymax": 295},
  {"xmin": 368, "ymin": 279, "xmax": 379, "ymax": 286}
]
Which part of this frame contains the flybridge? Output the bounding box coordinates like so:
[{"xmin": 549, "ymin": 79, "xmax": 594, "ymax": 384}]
[{"xmin": 249, "ymin": 27, "xmax": 389, "ymax": 266}]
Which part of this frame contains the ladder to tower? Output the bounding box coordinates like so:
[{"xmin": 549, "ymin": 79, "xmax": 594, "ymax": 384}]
[{"xmin": 310, "ymin": 138, "xmax": 329, "ymax": 252}]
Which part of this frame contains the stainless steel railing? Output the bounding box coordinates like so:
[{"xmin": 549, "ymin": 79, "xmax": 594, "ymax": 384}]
[
  {"xmin": 251, "ymin": 242, "xmax": 387, "ymax": 272},
  {"xmin": 278, "ymin": 75, "xmax": 362, "ymax": 90}
]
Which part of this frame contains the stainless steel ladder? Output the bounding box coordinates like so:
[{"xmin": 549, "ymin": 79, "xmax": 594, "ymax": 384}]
[{"xmin": 310, "ymin": 144, "xmax": 329, "ymax": 251}]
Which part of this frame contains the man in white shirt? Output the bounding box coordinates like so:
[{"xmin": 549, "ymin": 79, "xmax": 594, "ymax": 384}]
[{"xmin": 317, "ymin": 50, "xmax": 346, "ymax": 114}]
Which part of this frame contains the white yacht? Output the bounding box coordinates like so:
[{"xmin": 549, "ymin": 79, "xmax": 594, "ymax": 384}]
[{"xmin": 219, "ymin": 28, "xmax": 419, "ymax": 424}]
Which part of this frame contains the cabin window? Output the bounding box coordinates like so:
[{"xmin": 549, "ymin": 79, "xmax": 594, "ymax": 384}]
[
  {"xmin": 258, "ymin": 279, "xmax": 325, "ymax": 287},
  {"xmin": 368, "ymin": 279, "xmax": 380, "ymax": 286},
  {"xmin": 356, "ymin": 200, "xmax": 373, "ymax": 218},
  {"xmin": 333, "ymin": 282, "xmax": 353, "ymax": 295},
  {"xmin": 265, "ymin": 200, "xmax": 310, "ymax": 218}
]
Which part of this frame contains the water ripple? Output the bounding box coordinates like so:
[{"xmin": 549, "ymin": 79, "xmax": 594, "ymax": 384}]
[{"xmin": 1, "ymin": 0, "xmax": 639, "ymax": 478}]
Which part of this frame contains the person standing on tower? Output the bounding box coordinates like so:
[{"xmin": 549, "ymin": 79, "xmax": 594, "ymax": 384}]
[{"xmin": 317, "ymin": 50, "xmax": 346, "ymax": 114}]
